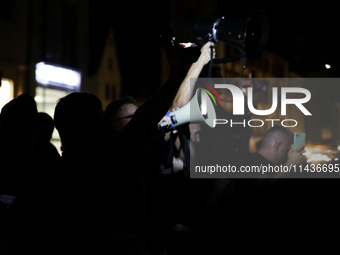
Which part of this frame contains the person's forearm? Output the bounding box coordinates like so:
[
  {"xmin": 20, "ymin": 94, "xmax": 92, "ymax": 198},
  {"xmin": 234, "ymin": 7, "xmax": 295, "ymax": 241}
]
[
  {"xmin": 171, "ymin": 61, "xmax": 205, "ymax": 109},
  {"xmin": 171, "ymin": 42, "xmax": 214, "ymax": 109},
  {"xmin": 109, "ymin": 46, "xmax": 200, "ymax": 148}
]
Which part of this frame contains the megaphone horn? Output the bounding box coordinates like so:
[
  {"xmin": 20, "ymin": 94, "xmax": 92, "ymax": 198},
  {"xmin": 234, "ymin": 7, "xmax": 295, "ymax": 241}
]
[{"xmin": 160, "ymin": 89, "xmax": 217, "ymax": 129}]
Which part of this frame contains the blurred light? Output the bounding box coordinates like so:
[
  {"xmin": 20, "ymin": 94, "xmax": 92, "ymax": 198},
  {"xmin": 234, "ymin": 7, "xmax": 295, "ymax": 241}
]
[
  {"xmin": 0, "ymin": 79, "xmax": 14, "ymax": 112},
  {"xmin": 35, "ymin": 62, "xmax": 81, "ymax": 88},
  {"xmin": 179, "ymin": 42, "xmax": 197, "ymax": 48},
  {"xmin": 307, "ymin": 153, "xmax": 331, "ymax": 163},
  {"xmin": 304, "ymin": 145, "xmax": 337, "ymax": 164},
  {"xmin": 338, "ymin": 145, "xmax": 340, "ymax": 151},
  {"xmin": 34, "ymin": 96, "xmax": 42, "ymax": 103},
  {"xmin": 303, "ymin": 150, "xmax": 312, "ymax": 158},
  {"xmin": 325, "ymin": 64, "xmax": 331, "ymax": 69}
]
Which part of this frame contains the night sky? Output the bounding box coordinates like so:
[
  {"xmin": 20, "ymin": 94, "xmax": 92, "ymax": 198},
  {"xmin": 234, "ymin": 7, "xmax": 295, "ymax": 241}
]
[{"xmin": 89, "ymin": 1, "xmax": 340, "ymax": 98}]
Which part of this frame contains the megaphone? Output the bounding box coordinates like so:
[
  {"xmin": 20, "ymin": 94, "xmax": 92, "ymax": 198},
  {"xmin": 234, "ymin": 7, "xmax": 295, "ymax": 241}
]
[
  {"xmin": 164, "ymin": 10, "xmax": 269, "ymax": 62},
  {"xmin": 193, "ymin": 10, "xmax": 269, "ymax": 61},
  {"xmin": 160, "ymin": 88, "xmax": 217, "ymax": 130}
]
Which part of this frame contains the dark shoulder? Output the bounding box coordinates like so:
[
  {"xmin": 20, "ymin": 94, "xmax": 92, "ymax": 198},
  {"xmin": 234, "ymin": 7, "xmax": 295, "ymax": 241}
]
[{"xmin": 245, "ymin": 152, "xmax": 272, "ymax": 166}]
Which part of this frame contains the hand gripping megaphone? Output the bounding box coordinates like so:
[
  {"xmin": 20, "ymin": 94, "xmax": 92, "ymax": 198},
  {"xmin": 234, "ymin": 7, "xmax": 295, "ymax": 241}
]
[
  {"xmin": 160, "ymin": 10, "xmax": 268, "ymax": 63},
  {"xmin": 192, "ymin": 10, "xmax": 269, "ymax": 61},
  {"xmin": 160, "ymin": 88, "xmax": 217, "ymax": 130}
]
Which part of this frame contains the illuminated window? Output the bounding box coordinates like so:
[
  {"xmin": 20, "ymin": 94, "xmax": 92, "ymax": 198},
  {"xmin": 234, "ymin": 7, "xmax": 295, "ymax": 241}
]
[
  {"xmin": 35, "ymin": 62, "xmax": 81, "ymax": 90},
  {"xmin": 0, "ymin": 79, "xmax": 14, "ymax": 112}
]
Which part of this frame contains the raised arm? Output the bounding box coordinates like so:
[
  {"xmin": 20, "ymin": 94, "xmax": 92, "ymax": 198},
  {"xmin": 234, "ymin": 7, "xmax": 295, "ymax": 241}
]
[
  {"xmin": 109, "ymin": 45, "xmax": 201, "ymax": 151},
  {"xmin": 171, "ymin": 42, "xmax": 215, "ymax": 109}
]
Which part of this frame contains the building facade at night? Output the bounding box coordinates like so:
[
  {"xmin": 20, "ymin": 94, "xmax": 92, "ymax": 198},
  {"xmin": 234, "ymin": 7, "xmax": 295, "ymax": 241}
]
[
  {"xmin": 0, "ymin": 0, "xmax": 107, "ymax": 150},
  {"xmin": 1, "ymin": 0, "xmax": 339, "ymax": 153},
  {"xmin": 0, "ymin": 0, "xmax": 89, "ymax": 100},
  {"xmin": 87, "ymin": 27, "xmax": 121, "ymax": 110}
]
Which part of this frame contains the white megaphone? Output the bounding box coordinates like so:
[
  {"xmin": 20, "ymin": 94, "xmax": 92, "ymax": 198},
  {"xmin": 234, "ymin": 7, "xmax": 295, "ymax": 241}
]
[{"xmin": 160, "ymin": 88, "xmax": 217, "ymax": 129}]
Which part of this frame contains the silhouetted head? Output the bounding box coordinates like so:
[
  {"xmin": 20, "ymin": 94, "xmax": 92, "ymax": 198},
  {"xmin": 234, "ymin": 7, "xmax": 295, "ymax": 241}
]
[
  {"xmin": 0, "ymin": 94, "xmax": 38, "ymax": 153},
  {"xmin": 257, "ymin": 126, "xmax": 293, "ymax": 165},
  {"xmin": 54, "ymin": 92, "xmax": 105, "ymax": 154},
  {"xmin": 105, "ymin": 96, "xmax": 137, "ymax": 134}
]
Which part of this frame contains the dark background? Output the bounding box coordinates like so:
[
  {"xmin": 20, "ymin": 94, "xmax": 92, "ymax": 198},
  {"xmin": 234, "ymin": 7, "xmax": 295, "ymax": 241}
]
[{"xmin": 88, "ymin": 0, "xmax": 340, "ymax": 98}]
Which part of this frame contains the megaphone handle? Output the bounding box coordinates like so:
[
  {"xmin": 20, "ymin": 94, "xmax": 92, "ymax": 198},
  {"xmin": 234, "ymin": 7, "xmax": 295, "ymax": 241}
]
[{"xmin": 158, "ymin": 111, "xmax": 176, "ymax": 132}]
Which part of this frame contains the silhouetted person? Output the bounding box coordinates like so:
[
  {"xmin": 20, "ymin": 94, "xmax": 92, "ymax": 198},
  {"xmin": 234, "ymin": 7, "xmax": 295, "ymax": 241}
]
[
  {"xmin": 54, "ymin": 92, "xmax": 106, "ymax": 160},
  {"xmin": 36, "ymin": 112, "xmax": 60, "ymax": 165},
  {"xmin": 51, "ymin": 43, "xmax": 199, "ymax": 254},
  {"xmin": 0, "ymin": 94, "xmax": 45, "ymax": 254},
  {"xmin": 104, "ymin": 43, "xmax": 212, "ymax": 254},
  {"xmin": 240, "ymin": 125, "xmax": 306, "ymax": 210},
  {"xmin": 105, "ymin": 46, "xmax": 200, "ymax": 253},
  {"xmin": 221, "ymin": 127, "xmax": 307, "ymax": 252},
  {"xmin": 52, "ymin": 92, "xmax": 126, "ymax": 254},
  {"xmin": 0, "ymin": 94, "xmax": 40, "ymax": 196},
  {"xmin": 105, "ymin": 96, "xmax": 172, "ymax": 254},
  {"xmin": 0, "ymin": 94, "xmax": 38, "ymax": 169}
]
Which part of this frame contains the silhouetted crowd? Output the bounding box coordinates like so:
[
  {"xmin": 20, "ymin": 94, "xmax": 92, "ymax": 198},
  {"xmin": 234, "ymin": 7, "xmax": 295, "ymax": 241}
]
[
  {"xmin": 0, "ymin": 45, "xmax": 201, "ymax": 255},
  {"xmin": 1, "ymin": 44, "xmax": 340, "ymax": 255}
]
